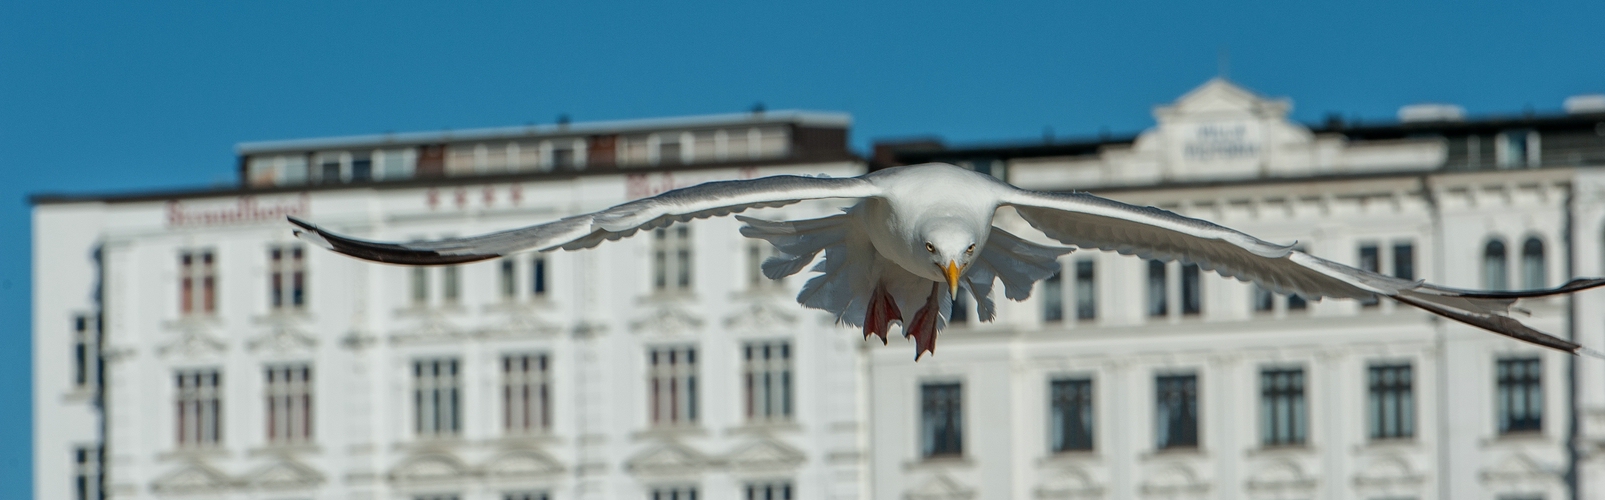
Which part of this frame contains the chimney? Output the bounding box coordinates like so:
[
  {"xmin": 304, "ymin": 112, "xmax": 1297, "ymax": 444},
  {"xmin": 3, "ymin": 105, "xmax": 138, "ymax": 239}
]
[{"xmin": 1397, "ymin": 104, "xmax": 1466, "ymax": 123}]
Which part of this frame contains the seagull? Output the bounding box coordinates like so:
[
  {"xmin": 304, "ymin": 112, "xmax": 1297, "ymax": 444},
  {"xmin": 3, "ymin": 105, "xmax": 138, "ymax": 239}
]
[{"xmin": 289, "ymin": 162, "xmax": 1605, "ymax": 360}]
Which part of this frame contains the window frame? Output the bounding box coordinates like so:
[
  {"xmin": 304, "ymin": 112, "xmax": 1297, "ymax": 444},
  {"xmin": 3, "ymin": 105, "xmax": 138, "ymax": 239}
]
[
  {"xmin": 502, "ymin": 353, "xmax": 552, "ymax": 435},
  {"xmin": 1368, "ymin": 362, "xmax": 1414, "ymax": 440},
  {"xmin": 742, "ymin": 340, "xmax": 794, "ymax": 423},
  {"xmin": 1496, "ymin": 356, "xmax": 1543, "ymax": 434},
  {"xmin": 413, "ymin": 357, "xmax": 463, "ymax": 438},
  {"xmin": 1048, "ymin": 377, "xmax": 1094, "ymax": 453},
  {"xmin": 648, "ymin": 345, "xmax": 699, "ymax": 427},
  {"xmin": 1259, "ymin": 367, "xmax": 1307, "ymax": 447},
  {"xmin": 1155, "ymin": 373, "xmax": 1199, "ymax": 450},
  {"xmin": 920, "ymin": 381, "xmax": 964, "ymax": 458},
  {"xmin": 264, "ymin": 363, "xmax": 314, "ymax": 445}
]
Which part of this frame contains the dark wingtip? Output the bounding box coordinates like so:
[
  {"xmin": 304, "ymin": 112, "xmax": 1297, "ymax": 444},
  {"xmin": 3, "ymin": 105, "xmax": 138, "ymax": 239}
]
[{"xmin": 285, "ymin": 216, "xmax": 499, "ymax": 266}]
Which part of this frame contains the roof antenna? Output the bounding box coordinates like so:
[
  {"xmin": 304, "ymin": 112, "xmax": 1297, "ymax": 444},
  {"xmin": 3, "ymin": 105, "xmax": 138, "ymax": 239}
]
[
  {"xmin": 556, "ymin": 113, "xmax": 571, "ymax": 129},
  {"xmin": 751, "ymin": 102, "xmax": 766, "ymax": 115},
  {"xmin": 1217, "ymin": 45, "xmax": 1230, "ymax": 81}
]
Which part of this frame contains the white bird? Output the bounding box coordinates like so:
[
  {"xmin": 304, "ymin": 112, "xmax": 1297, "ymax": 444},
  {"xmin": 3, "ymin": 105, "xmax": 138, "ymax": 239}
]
[{"xmin": 289, "ymin": 163, "xmax": 1605, "ymax": 360}]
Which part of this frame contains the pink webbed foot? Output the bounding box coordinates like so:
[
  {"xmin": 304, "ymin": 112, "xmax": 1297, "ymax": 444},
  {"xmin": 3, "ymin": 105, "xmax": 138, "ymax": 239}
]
[
  {"xmin": 863, "ymin": 282, "xmax": 900, "ymax": 345},
  {"xmin": 908, "ymin": 283, "xmax": 943, "ymax": 361}
]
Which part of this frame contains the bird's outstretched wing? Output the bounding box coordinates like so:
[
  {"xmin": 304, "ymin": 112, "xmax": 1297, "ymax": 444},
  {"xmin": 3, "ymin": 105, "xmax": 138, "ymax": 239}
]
[
  {"xmin": 289, "ymin": 174, "xmax": 882, "ymax": 265},
  {"xmin": 1001, "ymin": 187, "xmax": 1605, "ymax": 356}
]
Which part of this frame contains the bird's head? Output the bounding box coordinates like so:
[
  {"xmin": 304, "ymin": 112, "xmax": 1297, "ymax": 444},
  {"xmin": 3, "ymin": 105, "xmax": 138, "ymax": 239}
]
[{"xmin": 919, "ymin": 219, "xmax": 981, "ymax": 298}]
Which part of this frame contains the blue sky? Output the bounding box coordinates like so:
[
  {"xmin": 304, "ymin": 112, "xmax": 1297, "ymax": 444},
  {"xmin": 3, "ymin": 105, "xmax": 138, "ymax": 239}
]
[{"xmin": 3, "ymin": 0, "xmax": 1603, "ymax": 493}]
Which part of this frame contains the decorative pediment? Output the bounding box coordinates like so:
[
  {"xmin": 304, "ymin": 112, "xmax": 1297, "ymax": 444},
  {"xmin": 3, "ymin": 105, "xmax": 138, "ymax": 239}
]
[
  {"xmin": 246, "ymin": 325, "xmax": 317, "ymax": 353},
  {"xmin": 1158, "ymin": 78, "xmax": 1288, "ymax": 119},
  {"xmin": 152, "ymin": 462, "xmax": 234, "ymax": 494},
  {"xmin": 481, "ymin": 310, "xmax": 563, "ymax": 338},
  {"xmin": 159, "ymin": 328, "xmax": 227, "ymax": 358},
  {"xmin": 625, "ymin": 442, "xmax": 711, "ymax": 476},
  {"xmin": 1140, "ymin": 463, "xmax": 1209, "ymax": 497},
  {"xmin": 725, "ymin": 438, "xmax": 805, "ymax": 471},
  {"xmin": 244, "ymin": 459, "xmax": 324, "ymax": 490},
  {"xmin": 723, "ymin": 302, "xmax": 798, "ymax": 331},
  {"xmin": 630, "ymin": 307, "xmax": 703, "ymax": 336},
  {"xmin": 391, "ymin": 312, "xmax": 466, "ymax": 344},
  {"xmin": 906, "ymin": 473, "xmax": 975, "ymax": 500},
  {"xmin": 1480, "ymin": 453, "xmax": 1555, "ymax": 483},
  {"xmin": 484, "ymin": 449, "xmax": 564, "ymax": 477},
  {"xmin": 388, "ymin": 453, "xmax": 472, "ymax": 484},
  {"xmin": 1034, "ymin": 466, "xmax": 1103, "ymax": 499},
  {"xmin": 1354, "ymin": 455, "xmax": 1426, "ymax": 488},
  {"xmin": 1245, "ymin": 460, "xmax": 1315, "ymax": 492}
]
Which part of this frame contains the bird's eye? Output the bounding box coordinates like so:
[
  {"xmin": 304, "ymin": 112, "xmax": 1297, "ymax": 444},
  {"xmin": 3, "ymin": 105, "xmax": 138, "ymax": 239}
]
[
  {"xmin": 966, "ymin": 244, "xmax": 976, "ymax": 255},
  {"xmin": 925, "ymin": 242, "xmax": 936, "ymax": 253}
]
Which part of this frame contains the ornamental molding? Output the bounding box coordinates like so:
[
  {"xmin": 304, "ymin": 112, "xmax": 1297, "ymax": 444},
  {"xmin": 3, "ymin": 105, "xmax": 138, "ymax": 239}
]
[
  {"xmin": 723, "ymin": 301, "xmax": 798, "ymax": 331},
  {"xmin": 244, "ymin": 458, "xmax": 325, "ymax": 490},
  {"xmin": 1033, "ymin": 465, "xmax": 1104, "ymax": 500},
  {"xmin": 905, "ymin": 472, "xmax": 976, "ymax": 500},
  {"xmin": 725, "ymin": 438, "xmax": 806, "ymax": 472},
  {"xmin": 625, "ymin": 441, "xmax": 712, "ymax": 476},
  {"xmin": 151, "ymin": 461, "xmax": 233, "ymax": 494},
  {"xmin": 630, "ymin": 307, "xmax": 704, "ymax": 337}
]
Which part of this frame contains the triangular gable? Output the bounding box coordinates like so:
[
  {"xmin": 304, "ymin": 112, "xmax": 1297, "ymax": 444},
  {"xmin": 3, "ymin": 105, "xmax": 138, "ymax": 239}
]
[
  {"xmin": 906, "ymin": 473, "xmax": 976, "ymax": 500},
  {"xmin": 1354, "ymin": 455, "xmax": 1425, "ymax": 487},
  {"xmin": 388, "ymin": 453, "xmax": 472, "ymax": 484},
  {"xmin": 726, "ymin": 438, "xmax": 806, "ymax": 471},
  {"xmin": 1033, "ymin": 466, "xmax": 1103, "ymax": 499},
  {"xmin": 1157, "ymin": 78, "xmax": 1288, "ymax": 119},
  {"xmin": 245, "ymin": 459, "xmax": 324, "ymax": 490},
  {"xmin": 485, "ymin": 449, "xmax": 565, "ymax": 477},
  {"xmin": 152, "ymin": 462, "xmax": 234, "ymax": 494},
  {"xmin": 626, "ymin": 442, "xmax": 710, "ymax": 475},
  {"xmin": 1245, "ymin": 460, "xmax": 1315, "ymax": 492}
]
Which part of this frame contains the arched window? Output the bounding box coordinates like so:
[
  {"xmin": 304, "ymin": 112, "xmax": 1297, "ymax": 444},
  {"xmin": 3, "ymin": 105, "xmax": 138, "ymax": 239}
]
[
  {"xmin": 1484, "ymin": 239, "xmax": 1508, "ymax": 291},
  {"xmin": 1522, "ymin": 237, "xmax": 1546, "ymax": 290}
]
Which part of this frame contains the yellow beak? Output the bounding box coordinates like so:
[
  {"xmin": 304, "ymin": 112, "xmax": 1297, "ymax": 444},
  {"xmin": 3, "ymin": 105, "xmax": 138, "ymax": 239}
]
[{"xmin": 944, "ymin": 260, "xmax": 961, "ymax": 297}]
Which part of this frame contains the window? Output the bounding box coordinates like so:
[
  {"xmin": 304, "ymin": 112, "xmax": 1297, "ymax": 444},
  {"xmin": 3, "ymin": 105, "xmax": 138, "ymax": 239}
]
[
  {"xmin": 379, "ymin": 149, "xmax": 413, "ymax": 179},
  {"xmin": 1522, "ymin": 237, "xmax": 1545, "ymax": 289},
  {"xmin": 414, "ymin": 358, "xmax": 461, "ymax": 437},
  {"xmin": 268, "ymin": 244, "xmax": 306, "ymax": 311},
  {"xmin": 1485, "ymin": 239, "xmax": 1509, "ymax": 290},
  {"xmin": 175, "ymin": 369, "xmax": 222, "ymax": 447},
  {"xmin": 1049, "ymin": 378, "xmax": 1094, "ymax": 452},
  {"xmin": 1075, "ymin": 259, "xmax": 1096, "ymax": 321},
  {"xmin": 951, "ymin": 293, "xmax": 969, "ymax": 324},
  {"xmin": 652, "ymin": 226, "xmax": 693, "ymax": 292},
  {"xmin": 1498, "ymin": 130, "xmax": 1538, "ymax": 169},
  {"xmin": 1359, "ymin": 244, "xmax": 1381, "ymax": 307},
  {"xmin": 318, "ymin": 156, "xmax": 342, "ymax": 184},
  {"xmin": 921, "ymin": 382, "xmax": 963, "ymax": 457},
  {"xmin": 503, "ymin": 354, "xmax": 551, "ymax": 435},
  {"xmin": 745, "ymin": 482, "xmax": 793, "ymax": 500},
  {"xmin": 1369, "ymin": 363, "xmax": 1414, "ymax": 440},
  {"xmin": 1155, "ymin": 374, "xmax": 1198, "ymax": 449},
  {"xmin": 1042, "ymin": 266, "xmax": 1064, "ymax": 323},
  {"xmin": 442, "ymin": 266, "xmax": 461, "ymax": 304},
  {"xmin": 504, "ymin": 493, "xmax": 550, "ymax": 500},
  {"xmin": 1393, "ymin": 241, "xmax": 1415, "ymax": 280},
  {"xmin": 72, "ymin": 445, "xmax": 101, "ymax": 500},
  {"xmin": 1497, "ymin": 357, "xmax": 1542, "ymax": 434},
  {"xmin": 657, "ymin": 138, "xmax": 683, "ymax": 165},
  {"xmin": 351, "ymin": 152, "xmax": 372, "ymax": 181},
  {"xmin": 649, "ymin": 346, "xmax": 698, "ymax": 426},
  {"xmin": 1180, "ymin": 263, "xmax": 1201, "ymax": 316},
  {"xmin": 531, "ymin": 255, "xmax": 547, "ymax": 297},
  {"xmin": 500, "ymin": 258, "xmax": 517, "ymax": 300},
  {"xmin": 264, "ymin": 364, "xmax": 313, "ymax": 444},
  {"xmin": 748, "ymin": 241, "xmax": 782, "ymax": 290},
  {"xmin": 743, "ymin": 341, "xmax": 793, "ymax": 422},
  {"xmin": 1147, "ymin": 260, "xmax": 1167, "ymax": 317},
  {"xmin": 178, "ymin": 249, "xmax": 216, "ymax": 315},
  {"xmin": 71, "ymin": 314, "xmax": 97, "ymax": 389},
  {"xmin": 552, "ymin": 147, "xmax": 575, "ymax": 169},
  {"xmin": 1260, "ymin": 368, "xmax": 1307, "ymax": 446},
  {"xmin": 651, "ymin": 487, "xmax": 698, "ymax": 500},
  {"xmin": 411, "ymin": 267, "xmax": 429, "ymax": 305}
]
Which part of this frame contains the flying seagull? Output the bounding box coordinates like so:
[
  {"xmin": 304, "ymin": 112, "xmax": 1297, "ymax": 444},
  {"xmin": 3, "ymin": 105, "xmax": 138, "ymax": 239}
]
[{"xmin": 289, "ymin": 163, "xmax": 1605, "ymax": 360}]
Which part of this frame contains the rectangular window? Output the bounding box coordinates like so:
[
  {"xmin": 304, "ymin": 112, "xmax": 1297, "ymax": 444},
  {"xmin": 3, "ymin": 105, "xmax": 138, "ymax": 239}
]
[
  {"xmin": 178, "ymin": 249, "xmax": 217, "ymax": 315},
  {"xmin": 411, "ymin": 267, "xmax": 430, "ymax": 305},
  {"xmin": 1075, "ymin": 259, "xmax": 1096, "ymax": 321},
  {"xmin": 1369, "ymin": 363, "xmax": 1414, "ymax": 440},
  {"xmin": 652, "ymin": 227, "xmax": 693, "ymax": 292},
  {"xmin": 921, "ymin": 382, "xmax": 963, "ymax": 457},
  {"xmin": 1359, "ymin": 244, "xmax": 1381, "ymax": 307},
  {"xmin": 1180, "ymin": 263, "xmax": 1202, "ymax": 316},
  {"xmin": 651, "ymin": 487, "xmax": 698, "ymax": 500},
  {"xmin": 744, "ymin": 482, "xmax": 793, "ymax": 500},
  {"xmin": 658, "ymin": 141, "xmax": 683, "ymax": 165},
  {"xmin": 1049, "ymin": 378, "xmax": 1094, "ymax": 452},
  {"xmin": 442, "ymin": 266, "xmax": 461, "ymax": 304},
  {"xmin": 268, "ymin": 244, "xmax": 306, "ymax": 310},
  {"xmin": 175, "ymin": 369, "xmax": 222, "ymax": 447},
  {"xmin": 1155, "ymin": 374, "xmax": 1198, "ymax": 449},
  {"xmin": 1497, "ymin": 357, "xmax": 1543, "ymax": 434},
  {"xmin": 531, "ymin": 255, "xmax": 548, "ymax": 297},
  {"xmin": 743, "ymin": 341, "xmax": 793, "ymax": 422},
  {"xmin": 350, "ymin": 153, "xmax": 372, "ymax": 181},
  {"xmin": 1260, "ymin": 368, "xmax": 1307, "ymax": 446},
  {"xmin": 1147, "ymin": 260, "xmax": 1168, "ymax": 317},
  {"xmin": 649, "ymin": 346, "xmax": 698, "ymax": 426},
  {"xmin": 414, "ymin": 358, "xmax": 461, "ymax": 437},
  {"xmin": 1042, "ymin": 267, "xmax": 1064, "ymax": 323},
  {"xmin": 72, "ymin": 445, "xmax": 101, "ymax": 500},
  {"xmin": 71, "ymin": 314, "xmax": 97, "ymax": 389},
  {"xmin": 1393, "ymin": 242, "xmax": 1415, "ymax": 281},
  {"xmin": 500, "ymin": 258, "xmax": 518, "ymax": 300},
  {"xmin": 264, "ymin": 364, "xmax": 313, "ymax": 444},
  {"xmin": 503, "ymin": 354, "xmax": 551, "ymax": 434}
]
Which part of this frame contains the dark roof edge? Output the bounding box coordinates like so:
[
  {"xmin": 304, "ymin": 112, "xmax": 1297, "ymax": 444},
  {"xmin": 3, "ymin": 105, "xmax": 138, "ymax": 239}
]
[
  {"xmin": 1062, "ymin": 165, "xmax": 1587, "ymax": 196},
  {"xmin": 31, "ymin": 153, "xmax": 865, "ymax": 206}
]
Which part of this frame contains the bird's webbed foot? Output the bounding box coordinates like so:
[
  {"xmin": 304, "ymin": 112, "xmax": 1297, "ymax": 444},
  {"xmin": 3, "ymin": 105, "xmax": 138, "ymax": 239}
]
[
  {"xmin": 908, "ymin": 283, "xmax": 943, "ymax": 361},
  {"xmin": 863, "ymin": 282, "xmax": 900, "ymax": 345}
]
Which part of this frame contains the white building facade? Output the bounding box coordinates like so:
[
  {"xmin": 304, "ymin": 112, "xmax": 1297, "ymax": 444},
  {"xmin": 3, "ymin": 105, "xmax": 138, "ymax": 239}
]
[
  {"xmin": 35, "ymin": 82, "xmax": 1605, "ymax": 500},
  {"xmin": 34, "ymin": 112, "xmax": 871, "ymax": 500}
]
